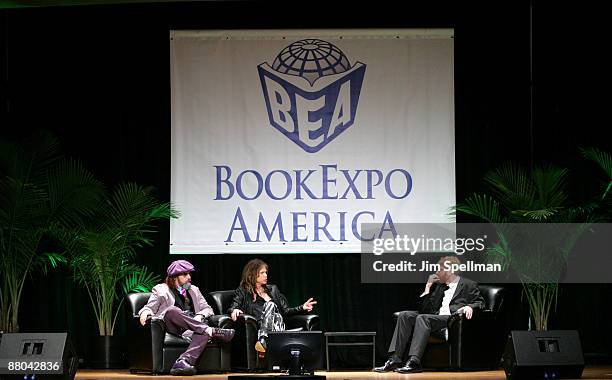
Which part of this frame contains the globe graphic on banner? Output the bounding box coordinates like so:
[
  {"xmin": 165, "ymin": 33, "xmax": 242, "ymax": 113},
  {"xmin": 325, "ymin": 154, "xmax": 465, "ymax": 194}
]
[{"xmin": 272, "ymin": 39, "xmax": 352, "ymax": 85}]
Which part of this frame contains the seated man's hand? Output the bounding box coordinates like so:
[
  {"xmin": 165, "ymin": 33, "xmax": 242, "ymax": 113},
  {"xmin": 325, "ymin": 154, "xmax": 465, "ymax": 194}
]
[
  {"xmin": 193, "ymin": 314, "xmax": 204, "ymax": 323},
  {"xmin": 302, "ymin": 298, "xmax": 317, "ymax": 312},
  {"xmin": 420, "ymin": 274, "xmax": 440, "ymax": 297},
  {"xmin": 427, "ymin": 274, "xmax": 440, "ymax": 285},
  {"xmin": 139, "ymin": 311, "xmax": 151, "ymax": 326},
  {"xmin": 457, "ymin": 305, "xmax": 474, "ymax": 319},
  {"xmin": 231, "ymin": 309, "xmax": 243, "ymax": 321}
]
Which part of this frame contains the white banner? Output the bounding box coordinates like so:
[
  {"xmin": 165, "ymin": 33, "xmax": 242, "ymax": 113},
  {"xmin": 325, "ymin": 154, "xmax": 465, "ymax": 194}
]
[{"xmin": 170, "ymin": 29, "xmax": 455, "ymax": 254}]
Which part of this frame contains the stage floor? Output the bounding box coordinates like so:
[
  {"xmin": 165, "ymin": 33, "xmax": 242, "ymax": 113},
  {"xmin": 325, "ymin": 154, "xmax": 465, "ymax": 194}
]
[{"xmin": 75, "ymin": 366, "xmax": 612, "ymax": 379}]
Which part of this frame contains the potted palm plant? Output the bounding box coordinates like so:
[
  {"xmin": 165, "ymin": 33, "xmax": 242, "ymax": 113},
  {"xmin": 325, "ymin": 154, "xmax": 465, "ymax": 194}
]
[
  {"xmin": 455, "ymin": 149, "xmax": 611, "ymax": 330},
  {"xmin": 0, "ymin": 132, "xmax": 103, "ymax": 333},
  {"xmin": 56, "ymin": 182, "xmax": 178, "ymax": 367}
]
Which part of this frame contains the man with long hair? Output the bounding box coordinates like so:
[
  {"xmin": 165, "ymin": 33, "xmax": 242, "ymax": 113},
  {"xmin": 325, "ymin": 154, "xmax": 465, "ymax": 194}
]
[
  {"xmin": 139, "ymin": 260, "xmax": 235, "ymax": 376},
  {"xmin": 228, "ymin": 258, "xmax": 317, "ymax": 357}
]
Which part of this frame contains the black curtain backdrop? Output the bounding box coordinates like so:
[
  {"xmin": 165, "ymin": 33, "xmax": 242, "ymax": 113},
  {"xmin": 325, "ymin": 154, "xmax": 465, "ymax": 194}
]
[{"xmin": 1, "ymin": 0, "xmax": 611, "ymax": 367}]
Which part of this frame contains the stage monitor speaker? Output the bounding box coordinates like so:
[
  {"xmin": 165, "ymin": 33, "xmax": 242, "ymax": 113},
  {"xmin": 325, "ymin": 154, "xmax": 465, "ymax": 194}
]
[
  {"xmin": 503, "ymin": 330, "xmax": 584, "ymax": 379},
  {"xmin": 0, "ymin": 332, "xmax": 78, "ymax": 380}
]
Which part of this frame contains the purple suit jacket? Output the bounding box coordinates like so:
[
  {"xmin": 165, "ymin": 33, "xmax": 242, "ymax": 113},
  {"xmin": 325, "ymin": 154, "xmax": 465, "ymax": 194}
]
[{"xmin": 138, "ymin": 283, "xmax": 214, "ymax": 338}]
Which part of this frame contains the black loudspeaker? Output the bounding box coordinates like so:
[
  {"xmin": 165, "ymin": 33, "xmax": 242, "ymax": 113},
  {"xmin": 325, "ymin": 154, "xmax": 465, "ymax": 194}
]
[
  {"xmin": 0, "ymin": 332, "xmax": 78, "ymax": 380},
  {"xmin": 503, "ymin": 330, "xmax": 584, "ymax": 379}
]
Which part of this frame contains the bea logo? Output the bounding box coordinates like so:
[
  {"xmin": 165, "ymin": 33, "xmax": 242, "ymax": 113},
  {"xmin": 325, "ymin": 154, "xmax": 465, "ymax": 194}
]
[{"xmin": 258, "ymin": 39, "xmax": 366, "ymax": 153}]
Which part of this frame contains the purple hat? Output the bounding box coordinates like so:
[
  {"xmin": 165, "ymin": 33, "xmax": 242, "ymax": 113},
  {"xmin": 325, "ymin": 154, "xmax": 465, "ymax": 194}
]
[{"xmin": 167, "ymin": 260, "xmax": 195, "ymax": 277}]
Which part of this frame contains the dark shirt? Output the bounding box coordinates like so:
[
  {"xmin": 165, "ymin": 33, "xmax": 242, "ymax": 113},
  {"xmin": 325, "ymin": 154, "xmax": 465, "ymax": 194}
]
[
  {"xmin": 171, "ymin": 287, "xmax": 195, "ymax": 316},
  {"xmin": 251, "ymin": 294, "xmax": 267, "ymax": 321},
  {"xmin": 228, "ymin": 284, "xmax": 303, "ymax": 320}
]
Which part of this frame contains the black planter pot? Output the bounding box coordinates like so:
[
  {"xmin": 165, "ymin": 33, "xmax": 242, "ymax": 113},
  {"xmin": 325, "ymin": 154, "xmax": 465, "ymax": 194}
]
[{"xmin": 90, "ymin": 335, "xmax": 125, "ymax": 369}]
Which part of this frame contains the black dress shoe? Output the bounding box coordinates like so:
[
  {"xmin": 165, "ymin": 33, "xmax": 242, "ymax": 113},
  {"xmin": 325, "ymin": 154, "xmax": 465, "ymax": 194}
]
[
  {"xmin": 394, "ymin": 359, "xmax": 423, "ymax": 373},
  {"xmin": 373, "ymin": 359, "xmax": 401, "ymax": 372}
]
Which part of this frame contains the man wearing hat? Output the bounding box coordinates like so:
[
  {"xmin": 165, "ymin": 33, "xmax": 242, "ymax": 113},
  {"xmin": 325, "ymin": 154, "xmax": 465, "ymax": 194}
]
[{"xmin": 139, "ymin": 260, "xmax": 235, "ymax": 376}]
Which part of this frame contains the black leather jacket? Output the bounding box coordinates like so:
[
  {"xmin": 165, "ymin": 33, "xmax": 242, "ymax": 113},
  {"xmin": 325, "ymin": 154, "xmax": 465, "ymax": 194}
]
[{"xmin": 227, "ymin": 284, "xmax": 304, "ymax": 320}]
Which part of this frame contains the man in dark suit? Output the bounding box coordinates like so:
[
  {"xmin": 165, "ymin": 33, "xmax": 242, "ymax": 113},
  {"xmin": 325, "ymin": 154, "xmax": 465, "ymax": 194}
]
[{"xmin": 373, "ymin": 256, "xmax": 485, "ymax": 373}]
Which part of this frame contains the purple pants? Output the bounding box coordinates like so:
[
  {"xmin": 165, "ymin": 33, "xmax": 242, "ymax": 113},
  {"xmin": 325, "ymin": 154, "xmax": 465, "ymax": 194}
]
[{"xmin": 163, "ymin": 306, "xmax": 211, "ymax": 365}]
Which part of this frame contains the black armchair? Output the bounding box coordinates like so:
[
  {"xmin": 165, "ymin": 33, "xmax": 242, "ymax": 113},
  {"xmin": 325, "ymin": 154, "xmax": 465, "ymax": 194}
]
[
  {"xmin": 393, "ymin": 284, "xmax": 507, "ymax": 370},
  {"xmin": 207, "ymin": 289, "xmax": 320, "ymax": 371},
  {"xmin": 125, "ymin": 292, "xmax": 232, "ymax": 374}
]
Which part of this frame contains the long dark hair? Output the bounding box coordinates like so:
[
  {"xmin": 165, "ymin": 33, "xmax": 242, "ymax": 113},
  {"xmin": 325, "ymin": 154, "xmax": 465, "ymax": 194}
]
[
  {"xmin": 165, "ymin": 276, "xmax": 177, "ymax": 289},
  {"xmin": 240, "ymin": 259, "xmax": 268, "ymax": 295}
]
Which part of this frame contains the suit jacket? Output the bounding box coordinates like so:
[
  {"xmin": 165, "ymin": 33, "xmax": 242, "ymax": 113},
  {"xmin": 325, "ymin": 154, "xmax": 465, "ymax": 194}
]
[
  {"xmin": 419, "ymin": 277, "xmax": 484, "ymax": 315},
  {"xmin": 138, "ymin": 283, "xmax": 214, "ymax": 321},
  {"xmin": 227, "ymin": 284, "xmax": 303, "ymax": 320}
]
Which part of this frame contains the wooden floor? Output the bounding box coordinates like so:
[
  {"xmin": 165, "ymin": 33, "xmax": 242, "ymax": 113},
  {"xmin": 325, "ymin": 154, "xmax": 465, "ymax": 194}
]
[{"xmin": 75, "ymin": 367, "xmax": 612, "ymax": 379}]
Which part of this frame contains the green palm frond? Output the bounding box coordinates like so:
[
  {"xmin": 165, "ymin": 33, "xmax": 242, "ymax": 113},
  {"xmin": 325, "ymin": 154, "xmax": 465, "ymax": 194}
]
[
  {"xmin": 46, "ymin": 159, "xmax": 105, "ymax": 227},
  {"xmin": 6, "ymin": 226, "xmax": 45, "ymax": 276},
  {"xmin": 512, "ymin": 207, "xmax": 562, "ymax": 220},
  {"xmin": 486, "ymin": 238, "xmax": 511, "ymax": 271},
  {"xmin": 99, "ymin": 183, "xmax": 174, "ymax": 234},
  {"xmin": 479, "ymin": 163, "xmax": 571, "ymax": 222},
  {"xmin": 581, "ymin": 147, "xmax": 612, "ymax": 200},
  {"xmin": 485, "ymin": 162, "xmax": 535, "ymax": 212},
  {"xmin": 454, "ymin": 194, "xmax": 504, "ymax": 223},
  {"xmin": 121, "ymin": 265, "xmax": 161, "ymax": 295},
  {"xmin": 35, "ymin": 252, "xmax": 68, "ymax": 276},
  {"xmin": 565, "ymin": 203, "xmax": 603, "ymax": 222},
  {"xmin": 149, "ymin": 202, "xmax": 181, "ymax": 220},
  {"xmin": 581, "ymin": 147, "xmax": 612, "ymax": 179},
  {"xmin": 0, "ymin": 177, "xmax": 48, "ymax": 230},
  {"xmin": 531, "ymin": 166, "xmax": 568, "ymax": 209}
]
